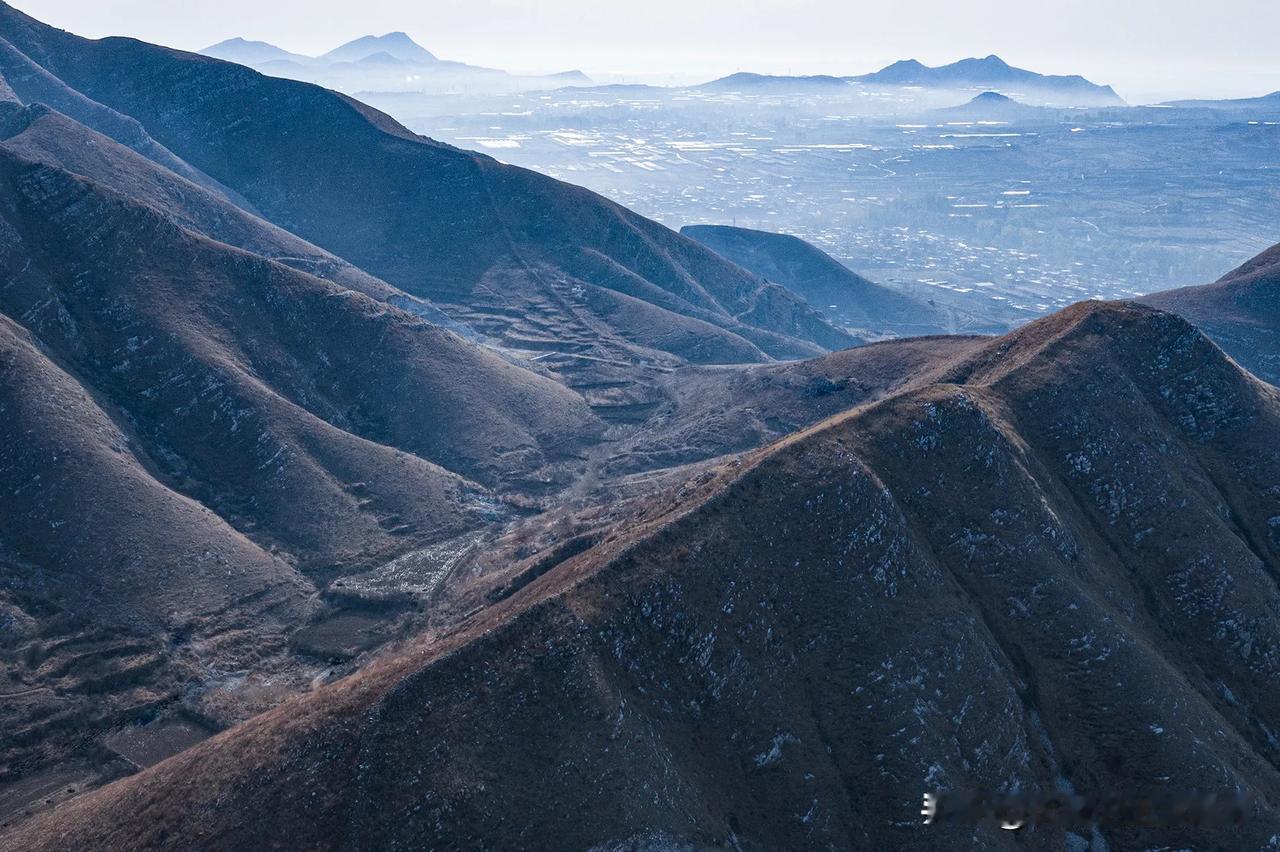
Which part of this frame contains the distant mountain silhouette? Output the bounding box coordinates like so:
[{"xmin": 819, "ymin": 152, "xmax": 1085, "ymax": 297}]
[
  {"xmin": 932, "ymin": 90, "xmax": 1054, "ymax": 121},
  {"xmin": 698, "ymin": 72, "xmax": 851, "ymax": 92},
  {"xmin": 851, "ymin": 54, "xmax": 1124, "ymax": 106},
  {"xmin": 1144, "ymin": 241, "xmax": 1280, "ymax": 385},
  {"xmin": 201, "ymin": 37, "xmax": 311, "ymax": 66},
  {"xmin": 199, "ymin": 30, "xmax": 588, "ymax": 94},
  {"xmin": 686, "ymin": 57, "xmax": 1121, "ymax": 106},
  {"xmin": 682, "ymin": 224, "xmax": 952, "ymax": 337},
  {"xmin": 1160, "ymin": 91, "xmax": 1280, "ymax": 111},
  {"xmin": 321, "ymin": 32, "xmax": 437, "ymax": 64}
]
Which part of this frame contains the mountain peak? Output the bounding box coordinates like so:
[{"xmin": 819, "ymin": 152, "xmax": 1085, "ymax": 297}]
[
  {"xmin": 321, "ymin": 32, "xmax": 437, "ymax": 64},
  {"xmin": 200, "ymin": 37, "xmax": 307, "ymax": 66}
]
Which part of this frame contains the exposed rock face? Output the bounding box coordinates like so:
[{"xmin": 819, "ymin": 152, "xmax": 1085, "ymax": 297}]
[
  {"xmin": 11, "ymin": 303, "xmax": 1277, "ymax": 851},
  {"xmin": 1144, "ymin": 242, "xmax": 1280, "ymax": 386}
]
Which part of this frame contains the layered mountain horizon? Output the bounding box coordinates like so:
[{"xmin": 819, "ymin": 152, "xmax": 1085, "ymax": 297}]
[
  {"xmin": 699, "ymin": 53, "xmax": 1125, "ymax": 106},
  {"xmin": 201, "ymin": 30, "xmax": 589, "ymax": 94}
]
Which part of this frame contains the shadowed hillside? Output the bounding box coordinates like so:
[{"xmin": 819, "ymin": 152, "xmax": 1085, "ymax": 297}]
[{"xmin": 0, "ymin": 105, "xmax": 600, "ymax": 786}]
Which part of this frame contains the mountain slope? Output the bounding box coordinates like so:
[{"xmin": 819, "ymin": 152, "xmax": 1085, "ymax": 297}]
[
  {"xmin": 0, "ymin": 5, "xmax": 687, "ymax": 796},
  {"xmin": 12, "ymin": 302, "xmax": 1279, "ymax": 851},
  {"xmin": 0, "ymin": 99, "xmax": 475, "ymax": 337},
  {"xmin": 1143, "ymin": 241, "xmax": 1280, "ymax": 385},
  {"xmin": 682, "ymin": 224, "xmax": 951, "ymax": 337},
  {"xmin": 0, "ymin": 99, "xmax": 602, "ymax": 787},
  {"xmin": 0, "ymin": 144, "xmax": 597, "ymax": 552},
  {"xmin": 0, "ymin": 310, "xmax": 313, "ymax": 780},
  {"xmin": 0, "ymin": 312, "xmax": 309, "ymax": 630},
  {"xmin": 1160, "ymin": 91, "xmax": 1280, "ymax": 111},
  {"xmin": 0, "ymin": 34, "xmax": 247, "ymax": 204},
  {"xmin": 0, "ymin": 3, "xmax": 854, "ymax": 410}
]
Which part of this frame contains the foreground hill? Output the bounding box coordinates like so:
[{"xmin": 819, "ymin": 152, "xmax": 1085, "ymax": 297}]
[
  {"xmin": 682, "ymin": 224, "xmax": 952, "ymax": 337},
  {"xmin": 1144, "ymin": 241, "xmax": 1280, "ymax": 385},
  {"xmin": 11, "ymin": 301, "xmax": 1279, "ymax": 850}
]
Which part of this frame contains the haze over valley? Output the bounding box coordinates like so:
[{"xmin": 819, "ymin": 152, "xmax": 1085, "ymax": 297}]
[{"xmin": 360, "ymin": 69, "xmax": 1280, "ymax": 335}]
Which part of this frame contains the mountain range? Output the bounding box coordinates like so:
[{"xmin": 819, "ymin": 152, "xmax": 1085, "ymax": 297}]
[
  {"xmin": 0, "ymin": 2, "xmax": 1276, "ymax": 848},
  {"xmin": 849, "ymin": 55, "xmax": 1124, "ymax": 106},
  {"xmin": 202, "ymin": 31, "xmax": 589, "ymax": 94},
  {"xmin": 700, "ymin": 55, "xmax": 1124, "ymax": 107}
]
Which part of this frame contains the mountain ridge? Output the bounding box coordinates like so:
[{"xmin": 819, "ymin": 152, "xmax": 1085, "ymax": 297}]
[
  {"xmin": 850, "ymin": 54, "xmax": 1124, "ymax": 105},
  {"xmin": 1143, "ymin": 241, "xmax": 1280, "ymax": 385},
  {"xmin": 8, "ymin": 301, "xmax": 1280, "ymax": 850},
  {"xmin": 681, "ymin": 223, "xmax": 954, "ymax": 337}
]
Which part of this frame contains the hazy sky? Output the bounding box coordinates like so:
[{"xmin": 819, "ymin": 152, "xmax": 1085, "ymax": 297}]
[{"xmin": 13, "ymin": 0, "xmax": 1280, "ymax": 102}]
